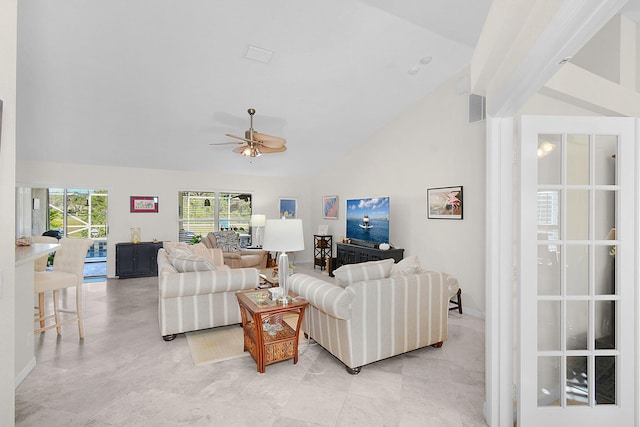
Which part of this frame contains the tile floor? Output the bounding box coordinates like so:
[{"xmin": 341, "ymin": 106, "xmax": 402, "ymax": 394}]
[{"xmin": 16, "ymin": 264, "xmax": 487, "ymax": 426}]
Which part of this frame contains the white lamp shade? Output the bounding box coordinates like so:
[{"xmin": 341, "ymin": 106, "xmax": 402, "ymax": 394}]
[
  {"xmin": 251, "ymin": 214, "xmax": 266, "ymax": 227},
  {"xmin": 262, "ymin": 219, "xmax": 305, "ymax": 252}
]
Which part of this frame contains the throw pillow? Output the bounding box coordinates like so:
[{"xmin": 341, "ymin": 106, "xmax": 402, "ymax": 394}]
[
  {"xmin": 214, "ymin": 231, "xmax": 241, "ymax": 253},
  {"xmin": 390, "ymin": 255, "xmax": 423, "ymax": 277},
  {"xmin": 163, "ymin": 241, "xmax": 191, "ymax": 253},
  {"xmin": 168, "ymin": 253, "xmax": 217, "ymax": 273},
  {"xmin": 201, "ymin": 233, "xmax": 217, "ymax": 249},
  {"xmin": 333, "ymin": 258, "xmax": 394, "ymax": 287},
  {"xmin": 190, "ymin": 242, "xmax": 211, "ymax": 258}
]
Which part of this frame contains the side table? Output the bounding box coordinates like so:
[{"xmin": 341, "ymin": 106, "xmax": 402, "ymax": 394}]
[
  {"xmin": 313, "ymin": 234, "xmax": 332, "ymax": 270},
  {"xmin": 235, "ymin": 290, "xmax": 308, "ymax": 373}
]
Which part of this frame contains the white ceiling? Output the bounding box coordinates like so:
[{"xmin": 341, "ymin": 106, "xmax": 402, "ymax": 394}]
[{"xmin": 16, "ymin": 0, "xmax": 638, "ymax": 177}]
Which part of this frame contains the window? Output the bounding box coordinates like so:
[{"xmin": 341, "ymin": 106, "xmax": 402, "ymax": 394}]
[
  {"xmin": 49, "ymin": 188, "xmax": 108, "ymax": 239},
  {"xmin": 178, "ymin": 191, "xmax": 252, "ymax": 243}
]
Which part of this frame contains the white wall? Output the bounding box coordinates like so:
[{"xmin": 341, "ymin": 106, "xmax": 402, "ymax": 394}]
[
  {"xmin": 310, "ymin": 69, "xmax": 487, "ymax": 315},
  {"xmin": 17, "ymin": 161, "xmax": 312, "ymax": 277},
  {"xmin": 571, "ymin": 15, "xmax": 621, "ymax": 84},
  {"xmin": 0, "ymin": 0, "xmax": 17, "ymax": 425}
]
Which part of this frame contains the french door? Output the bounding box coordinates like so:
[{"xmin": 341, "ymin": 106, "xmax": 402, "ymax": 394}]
[{"xmin": 519, "ymin": 116, "xmax": 636, "ymax": 426}]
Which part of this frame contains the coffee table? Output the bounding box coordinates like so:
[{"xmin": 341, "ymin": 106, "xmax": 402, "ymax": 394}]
[{"xmin": 235, "ymin": 290, "xmax": 308, "ymax": 373}]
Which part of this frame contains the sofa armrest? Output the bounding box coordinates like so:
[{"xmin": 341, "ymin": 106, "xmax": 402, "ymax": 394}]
[
  {"xmin": 423, "ymin": 270, "xmax": 460, "ymax": 298},
  {"xmin": 160, "ymin": 268, "xmax": 259, "ymax": 298},
  {"xmin": 288, "ymin": 274, "xmax": 354, "ymax": 319},
  {"xmin": 223, "ymin": 252, "xmax": 242, "ymax": 260}
]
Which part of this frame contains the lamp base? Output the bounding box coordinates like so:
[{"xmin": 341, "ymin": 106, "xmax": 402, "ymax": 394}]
[{"xmin": 277, "ymin": 252, "xmax": 291, "ymax": 304}]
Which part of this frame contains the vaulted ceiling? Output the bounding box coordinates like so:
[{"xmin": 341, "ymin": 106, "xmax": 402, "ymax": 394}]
[
  {"xmin": 16, "ymin": 0, "xmax": 493, "ymax": 177},
  {"xmin": 16, "ymin": 1, "xmax": 640, "ymax": 177}
]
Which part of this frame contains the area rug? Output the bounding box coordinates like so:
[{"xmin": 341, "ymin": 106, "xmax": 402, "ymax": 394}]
[
  {"xmin": 185, "ymin": 315, "xmax": 301, "ymax": 366},
  {"xmin": 186, "ymin": 324, "xmax": 249, "ymax": 366}
]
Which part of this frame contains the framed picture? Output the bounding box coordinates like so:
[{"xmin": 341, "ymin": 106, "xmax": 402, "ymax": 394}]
[
  {"xmin": 279, "ymin": 198, "xmax": 297, "ymax": 218},
  {"xmin": 317, "ymin": 224, "xmax": 329, "ymax": 235},
  {"xmin": 130, "ymin": 196, "xmax": 159, "ymax": 213},
  {"xmin": 322, "ymin": 195, "xmax": 338, "ymax": 219},
  {"xmin": 427, "ymin": 186, "xmax": 463, "ymax": 219}
]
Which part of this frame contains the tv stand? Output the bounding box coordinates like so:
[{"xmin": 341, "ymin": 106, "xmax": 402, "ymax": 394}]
[
  {"xmin": 347, "ymin": 239, "xmax": 379, "ymax": 249},
  {"xmin": 335, "ymin": 242, "xmax": 404, "ymax": 270}
]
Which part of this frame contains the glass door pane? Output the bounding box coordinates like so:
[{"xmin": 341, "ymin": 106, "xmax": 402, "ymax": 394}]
[
  {"xmin": 535, "ymin": 130, "xmax": 619, "ymax": 408},
  {"xmin": 520, "ymin": 116, "xmax": 634, "ymax": 426}
]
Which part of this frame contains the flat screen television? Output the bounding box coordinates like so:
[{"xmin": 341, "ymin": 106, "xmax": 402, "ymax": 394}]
[{"xmin": 345, "ymin": 197, "xmax": 390, "ymax": 245}]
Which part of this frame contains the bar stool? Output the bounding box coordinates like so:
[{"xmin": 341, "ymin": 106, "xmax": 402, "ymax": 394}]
[
  {"xmin": 31, "ymin": 235, "xmax": 59, "ymax": 328},
  {"xmin": 34, "ymin": 237, "xmax": 93, "ymax": 338}
]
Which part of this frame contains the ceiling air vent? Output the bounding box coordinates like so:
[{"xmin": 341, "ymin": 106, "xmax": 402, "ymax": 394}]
[{"xmin": 468, "ymin": 94, "xmax": 486, "ymax": 123}]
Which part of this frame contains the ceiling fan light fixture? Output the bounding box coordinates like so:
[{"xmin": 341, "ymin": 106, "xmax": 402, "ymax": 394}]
[
  {"xmin": 241, "ymin": 145, "xmax": 262, "ymax": 157},
  {"xmin": 212, "ymin": 108, "xmax": 285, "ymax": 157}
]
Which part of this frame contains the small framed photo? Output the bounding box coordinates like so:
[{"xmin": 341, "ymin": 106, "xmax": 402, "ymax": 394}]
[
  {"xmin": 130, "ymin": 196, "xmax": 159, "ymax": 213},
  {"xmin": 322, "ymin": 195, "xmax": 338, "ymax": 219},
  {"xmin": 279, "ymin": 198, "xmax": 297, "ymax": 218},
  {"xmin": 427, "ymin": 186, "xmax": 463, "ymax": 219},
  {"xmin": 317, "ymin": 224, "xmax": 329, "ymax": 235}
]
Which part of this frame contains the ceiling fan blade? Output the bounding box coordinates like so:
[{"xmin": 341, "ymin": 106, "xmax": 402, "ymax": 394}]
[
  {"xmin": 225, "ymin": 133, "xmax": 254, "ymax": 144},
  {"xmin": 258, "ymin": 145, "xmax": 287, "ymax": 153},
  {"xmin": 252, "ymin": 132, "xmax": 286, "ymax": 148},
  {"xmin": 225, "ymin": 132, "xmax": 286, "ymax": 149},
  {"xmin": 209, "ymin": 141, "xmax": 242, "ymax": 146}
]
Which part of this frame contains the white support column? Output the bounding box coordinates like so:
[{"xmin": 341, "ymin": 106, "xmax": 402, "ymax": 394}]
[{"xmin": 485, "ymin": 116, "xmax": 515, "ymax": 426}]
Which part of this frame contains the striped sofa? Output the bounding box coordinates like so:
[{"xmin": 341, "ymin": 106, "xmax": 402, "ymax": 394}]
[
  {"xmin": 157, "ymin": 247, "xmax": 259, "ymax": 341},
  {"xmin": 288, "ymin": 258, "xmax": 454, "ymax": 374}
]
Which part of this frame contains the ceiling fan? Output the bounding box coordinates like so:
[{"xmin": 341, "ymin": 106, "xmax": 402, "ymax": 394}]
[{"xmin": 210, "ymin": 108, "xmax": 286, "ymax": 157}]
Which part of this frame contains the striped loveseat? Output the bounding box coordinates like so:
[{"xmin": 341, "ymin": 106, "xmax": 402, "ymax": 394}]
[
  {"xmin": 157, "ymin": 246, "xmax": 259, "ymax": 341},
  {"xmin": 288, "ymin": 257, "xmax": 454, "ymax": 374}
]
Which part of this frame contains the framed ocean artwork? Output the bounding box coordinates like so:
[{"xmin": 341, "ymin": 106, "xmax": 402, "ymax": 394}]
[{"xmin": 279, "ymin": 198, "xmax": 297, "ymax": 218}]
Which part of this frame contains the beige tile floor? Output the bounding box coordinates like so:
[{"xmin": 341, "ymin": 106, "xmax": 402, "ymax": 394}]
[{"xmin": 16, "ymin": 263, "xmax": 487, "ymax": 426}]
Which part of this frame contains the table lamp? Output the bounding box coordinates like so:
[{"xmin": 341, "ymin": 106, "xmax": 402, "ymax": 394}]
[
  {"xmin": 262, "ymin": 219, "xmax": 304, "ymax": 304},
  {"xmin": 251, "ymin": 214, "xmax": 266, "ymax": 247}
]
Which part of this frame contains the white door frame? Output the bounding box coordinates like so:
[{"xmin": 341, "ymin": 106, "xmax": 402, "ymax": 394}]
[
  {"xmin": 485, "ymin": 115, "xmax": 639, "ymax": 426},
  {"xmin": 484, "ymin": 116, "xmax": 516, "ymax": 426}
]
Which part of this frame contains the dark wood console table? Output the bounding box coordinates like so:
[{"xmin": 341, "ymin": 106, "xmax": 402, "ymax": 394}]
[
  {"xmin": 335, "ymin": 242, "xmax": 404, "ymax": 269},
  {"xmin": 115, "ymin": 241, "xmax": 163, "ymax": 278}
]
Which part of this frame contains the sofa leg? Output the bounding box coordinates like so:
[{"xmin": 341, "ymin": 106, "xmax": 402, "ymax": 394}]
[
  {"xmin": 162, "ymin": 334, "xmax": 177, "ymax": 342},
  {"xmin": 431, "ymin": 341, "xmax": 443, "ymax": 348},
  {"xmin": 346, "ymin": 366, "xmax": 361, "ymax": 375}
]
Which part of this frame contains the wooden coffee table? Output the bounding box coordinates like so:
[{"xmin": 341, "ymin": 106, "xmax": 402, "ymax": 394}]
[{"xmin": 235, "ymin": 290, "xmax": 308, "ymax": 373}]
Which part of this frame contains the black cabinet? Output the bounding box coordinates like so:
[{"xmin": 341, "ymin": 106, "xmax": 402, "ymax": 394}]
[
  {"xmin": 313, "ymin": 235, "xmax": 333, "ymax": 270},
  {"xmin": 116, "ymin": 241, "xmax": 163, "ymax": 278},
  {"xmin": 335, "ymin": 242, "xmax": 404, "ymax": 269}
]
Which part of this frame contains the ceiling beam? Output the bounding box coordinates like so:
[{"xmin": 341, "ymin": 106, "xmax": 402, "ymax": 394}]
[
  {"xmin": 471, "ymin": 0, "xmax": 629, "ymax": 117},
  {"xmin": 541, "ymin": 62, "xmax": 640, "ymax": 116}
]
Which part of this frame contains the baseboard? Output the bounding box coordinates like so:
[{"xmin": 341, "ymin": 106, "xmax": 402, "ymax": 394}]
[{"xmin": 15, "ymin": 356, "xmax": 36, "ymax": 388}]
